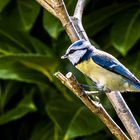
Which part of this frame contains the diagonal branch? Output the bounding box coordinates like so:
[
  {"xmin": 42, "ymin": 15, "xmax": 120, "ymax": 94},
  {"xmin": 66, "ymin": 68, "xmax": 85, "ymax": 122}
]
[
  {"xmin": 37, "ymin": 0, "xmax": 57, "ymax": 17},
  {"xmin": 36, "ymin": 0, "xmax": 80, "ymax": 42},
  {"xmin": 107, "ymin": 92, "xmax": 140, "ymax": 140},
  {"xmin": 55, "ymin": 72, "xmax": 129, "ymax": 140}
]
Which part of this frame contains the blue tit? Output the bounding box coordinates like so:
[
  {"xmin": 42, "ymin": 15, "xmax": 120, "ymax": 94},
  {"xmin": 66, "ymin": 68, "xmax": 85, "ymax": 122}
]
[{"xmin": 61, "ymin": 39, "xmax": 140, "ymax": 93}]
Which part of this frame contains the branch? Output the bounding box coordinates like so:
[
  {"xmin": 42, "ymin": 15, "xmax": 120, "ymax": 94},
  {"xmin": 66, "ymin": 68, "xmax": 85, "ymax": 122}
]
[
  {"xmin": 72, "ymin": 0, "xmax": 89, "ymax": 42},
  {"xmin": 55, "ymin": 72, "xmax": 129, "ymax": 140},
  {"xmin": 36, "ymin": 0, "xmax": 80, "ymax": 42},
  {"xmin": 107, "ymin": 92, "xmax": 140, "ymax": 140},
  {"xmin": 74, "ymin": 0, "xmax": 88, "ymax": 20},
  {"xmin": 37, "ymin": 0, "xmax": 57, "ymax": 17}
]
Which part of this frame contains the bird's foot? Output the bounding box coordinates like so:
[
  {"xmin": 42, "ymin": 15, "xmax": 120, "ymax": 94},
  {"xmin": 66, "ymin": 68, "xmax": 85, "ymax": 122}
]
[
  {"xmin": 79, "ymin": 88, "xmax": 100, "ymax": 96},
  {"xmin": 79, "ymin": 90, "xmax": 100, "ymax": 103},
  {"xmin": 79, "ymin": 83, "xmax": 100, "ymax": 90},
  {"xmin": 78, "ymin": 83, "xmax": 101, "ymax": 103},
  {"xmin": 96, "ymin": 83, "xmax": 111, "ymax": 93},
  {"xmin": 85, "ymin": 90, "xmax": 100, "ymax": 95},
  {"xmin": 79, "ymin": 83, "xmax": 107, "ymax": 92}
]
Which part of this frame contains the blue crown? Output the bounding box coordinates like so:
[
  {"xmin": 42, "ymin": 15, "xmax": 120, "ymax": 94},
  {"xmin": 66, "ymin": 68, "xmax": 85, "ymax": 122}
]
[{"xmin": 72, "ymin": 39, "xmax": 85, "ymax": 47}]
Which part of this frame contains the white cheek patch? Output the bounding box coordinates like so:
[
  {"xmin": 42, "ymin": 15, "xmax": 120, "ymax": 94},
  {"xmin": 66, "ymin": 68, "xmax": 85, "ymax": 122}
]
[{"xmin": 68, "ymin": 50, "xmax": 87, "ymax": 65}]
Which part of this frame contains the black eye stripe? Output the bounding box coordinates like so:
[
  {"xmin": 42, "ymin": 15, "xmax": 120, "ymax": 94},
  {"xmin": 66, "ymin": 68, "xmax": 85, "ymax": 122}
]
[
  {"xmin": 68, "ymin": 48, "xmax": 87, "ymax": 55},
  {"xmin": 69, "ymin": 49, "xmax": 75, "ymax": 54}
]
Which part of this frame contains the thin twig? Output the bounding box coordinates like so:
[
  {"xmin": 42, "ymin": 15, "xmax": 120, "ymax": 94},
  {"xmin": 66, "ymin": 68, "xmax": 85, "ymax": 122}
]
[
  {"xmin": 74, "ymin": 0, "xmax": 88, "ymax": 20},
  {"xmin": 72, "ymin": 0, "xmax": 89, "ymax": 42},
  {"xmin": 55, "ymin": 72, "xmax": 129, "ymax": 140}
]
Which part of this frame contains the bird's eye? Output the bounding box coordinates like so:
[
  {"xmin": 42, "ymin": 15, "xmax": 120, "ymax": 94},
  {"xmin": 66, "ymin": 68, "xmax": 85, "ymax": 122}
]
[{"xmin": 69, "ymin": 49, "xmax": 75, "ymax": 54}]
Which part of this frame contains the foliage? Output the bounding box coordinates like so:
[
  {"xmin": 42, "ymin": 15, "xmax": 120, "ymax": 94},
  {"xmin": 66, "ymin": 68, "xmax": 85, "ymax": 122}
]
[{"xmin": 0, "ymin": 0, "xmax": 140, "ymax": 139}]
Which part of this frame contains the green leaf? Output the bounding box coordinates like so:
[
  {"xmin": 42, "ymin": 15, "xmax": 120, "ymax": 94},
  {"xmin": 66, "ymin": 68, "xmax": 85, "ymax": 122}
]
[
  {"xmin": 0, "ymin": 23, "xmax": 33, "ymax": 53},
  {"xmin": 0, "ymin": 58, "xmax": 48, "ymax": 85},
  {"xmin": 111, "ymin": 8, "xmax": 140, "ymax": 55},
  {"xmin": 0, "ymin": 93, "xmax": 36, "ymax": 125},
  {"xmin": 0, "ymin": 23, "xmax": 54, "ymax": 55},
  {"xmin": 29, "ymin": 37, "xmax": 53, "ymax": 55},
  {"xmin": 64, "ymin": 107, "xmax": 103, "ymax": 139},
  {"xmin": 46, "ymin": 99, "xmax": 103, "ymax": 139},
  {"xmin": 43, "ymin": 11, "xmax": 63, "ymax": 39},
  {"xmin": 0, "ymin": 41, "xmax": 24, "ymax": 54},
  {"xmin": 17, "ymin": 0, "xmax": 40, "ymax": 31},
  {"xmin": 0, "ymin": 0, "xmax": 10, "ymax": 12},
  {"xmin": 1, "ymin": 0, "xmax": 40, "ymax": 31},
  {"xmin": 84, "ymin": 3, "xmax": 137, "ymax": 36},
  {"xmin": 0, "ymin": 54, "xmax": 58, "ymax": 82},
  {"xmin": 18, "ymin": 55, "xmax": 58, "ymax": 81},
  {"xmin": 0, "ymin": 81, "xmax": 18, "ymax": 112},
  {"xmin": 46, "ymin": 99, "xmax": 80, "ymax": 131}
]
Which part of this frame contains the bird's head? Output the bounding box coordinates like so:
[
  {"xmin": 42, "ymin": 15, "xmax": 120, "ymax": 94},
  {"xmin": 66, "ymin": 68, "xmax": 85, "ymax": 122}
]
[{"xmin": 61, "ymin": 39, "xmax": 93, "ymax": 65}]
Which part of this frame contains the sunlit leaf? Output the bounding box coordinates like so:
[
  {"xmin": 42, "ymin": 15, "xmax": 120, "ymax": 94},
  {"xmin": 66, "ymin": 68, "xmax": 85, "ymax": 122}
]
[
  {"xmin": 0, "ymin": 54, "xmax": 58, "ymax": 82},
  {"xmin": 0, "ymin": 59, "xmax": 48, "ymax": 85}
]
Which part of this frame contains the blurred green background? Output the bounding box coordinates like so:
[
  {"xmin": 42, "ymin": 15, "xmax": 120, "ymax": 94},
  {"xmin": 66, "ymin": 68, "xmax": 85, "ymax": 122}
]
[{"xmin": 0, "ymin": 0, "xmax": 140, "ymax": 139}]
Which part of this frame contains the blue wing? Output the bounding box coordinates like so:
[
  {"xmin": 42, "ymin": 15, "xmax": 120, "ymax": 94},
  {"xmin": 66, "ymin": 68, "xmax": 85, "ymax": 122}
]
[{"xmin": 92, "ymin": 50, "xmax": 140, "ymax": 84}]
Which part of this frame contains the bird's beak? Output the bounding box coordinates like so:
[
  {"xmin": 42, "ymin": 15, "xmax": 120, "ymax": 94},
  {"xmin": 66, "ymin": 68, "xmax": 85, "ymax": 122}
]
[{"xmin": 61, "ymin": 54, "xmax": 67, "ymax": 59}]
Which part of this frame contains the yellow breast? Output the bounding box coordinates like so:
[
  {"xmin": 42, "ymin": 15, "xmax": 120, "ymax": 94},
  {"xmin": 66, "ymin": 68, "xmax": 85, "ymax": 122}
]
[{"xmin": 76, "ymin": 58, "xmax": 132, "ymax": 91}]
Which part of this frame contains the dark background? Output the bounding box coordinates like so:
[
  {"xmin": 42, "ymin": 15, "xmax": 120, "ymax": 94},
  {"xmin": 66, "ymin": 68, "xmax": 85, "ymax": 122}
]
[{"xmin": 0, "ymin": 0, "xmax": 140, "ymax": 139}]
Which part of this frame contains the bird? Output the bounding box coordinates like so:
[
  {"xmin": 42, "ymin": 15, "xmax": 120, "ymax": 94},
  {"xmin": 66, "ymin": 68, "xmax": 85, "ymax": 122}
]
[{"xmin": 61, "ymin": 39, "xmax": 140, "ymax": 93}]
